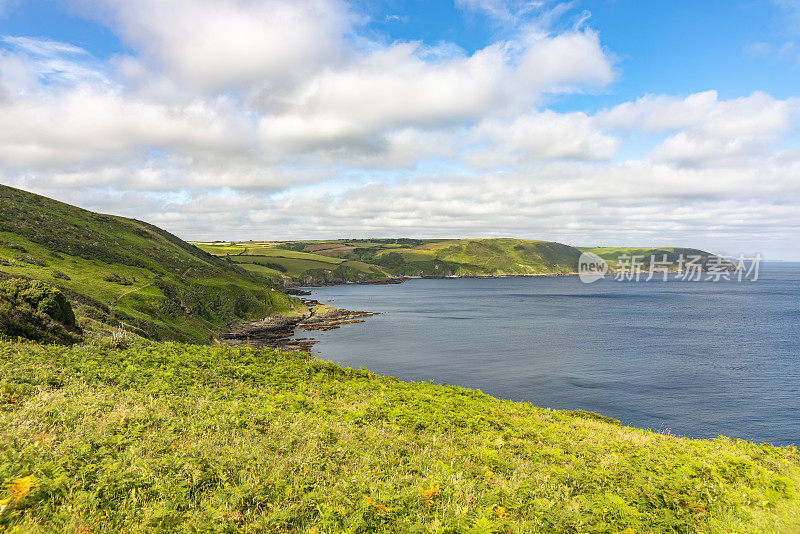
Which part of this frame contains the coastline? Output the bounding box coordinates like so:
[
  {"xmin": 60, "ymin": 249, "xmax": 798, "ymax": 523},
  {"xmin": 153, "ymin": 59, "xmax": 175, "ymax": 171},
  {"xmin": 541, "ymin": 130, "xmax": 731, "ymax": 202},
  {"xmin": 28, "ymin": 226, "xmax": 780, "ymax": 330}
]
[
  {"xmin": 230, "ymin": 273, "xmax": 580, "ymax": 348},
  {"xmin": 287, "ymin": 271, "xmax": 580, "ymax": 288},
  {"xmin": 220, "ymin": 295, "xmax": 377, "ymax": 351}
]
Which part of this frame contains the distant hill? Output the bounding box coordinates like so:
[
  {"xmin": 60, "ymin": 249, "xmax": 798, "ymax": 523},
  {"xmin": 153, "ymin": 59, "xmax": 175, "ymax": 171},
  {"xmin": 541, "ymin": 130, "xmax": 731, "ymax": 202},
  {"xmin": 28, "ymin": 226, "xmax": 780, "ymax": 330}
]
[
  {"xmin": 195, "ymin": 238, "xmax": 585, "ymax": 282},
  {"xmin": 0, "ymin": 185, "xmax": 302, "ymax": 343},
  {"xmin": 0, "ymin": 184, "xmax": 732, "ymax": 343},
  {"xmin": 370, "ymin": 238, "xmax": 583, "ymax": 276},
  {"xmin": 197, "ymin": 238, "xmax": 729, "ymax": 284},
  {"xmin": 580, "ymin": 247, "xmax": 733, "ymax": 272}
]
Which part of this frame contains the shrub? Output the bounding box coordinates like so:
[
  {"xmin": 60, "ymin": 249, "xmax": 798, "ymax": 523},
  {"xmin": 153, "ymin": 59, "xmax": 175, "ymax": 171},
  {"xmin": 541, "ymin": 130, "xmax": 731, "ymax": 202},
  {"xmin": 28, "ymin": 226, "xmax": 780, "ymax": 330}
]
[
  {"xmin": 50, "ymin": 270, "xmax": 71, "ymax": 280},
  {"xmin": 104, "ymin": 273, "xmax": 133, "ymax": 285},
  {"xmin": 0, "ymin": 278, "xmax": 80, "ymax": 344},
  {"xmin": 254, "ymin": 260, "xmax": 288, "ymax": 273},
  {"xmin": 275, "ymin": 242, "xmax": 307, "ymax": 252},
  {"xmin": 14, "ymin": 254, "xmax": 45, "ymax": 266}
]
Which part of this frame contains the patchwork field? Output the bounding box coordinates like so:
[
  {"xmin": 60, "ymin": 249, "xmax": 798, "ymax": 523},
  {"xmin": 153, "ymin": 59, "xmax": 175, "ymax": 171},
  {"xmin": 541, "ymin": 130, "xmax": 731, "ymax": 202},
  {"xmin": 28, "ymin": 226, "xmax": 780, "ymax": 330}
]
[{"xmin": 194, "ymin": 239, "xmax": 733, "ymax": 284}]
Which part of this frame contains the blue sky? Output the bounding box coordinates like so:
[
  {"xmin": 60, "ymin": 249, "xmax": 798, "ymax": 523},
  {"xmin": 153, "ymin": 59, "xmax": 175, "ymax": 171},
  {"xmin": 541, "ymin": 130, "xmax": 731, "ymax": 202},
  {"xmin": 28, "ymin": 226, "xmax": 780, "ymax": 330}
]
[
  {"xmin": 3, "ymin": 0, "xmax": 797, "ymax": 101},
  {"xmin": 365, "ymin": 0, "xmax": 800, "ymax": 101},
  {"xmin": 0, "ymin": 0, "xmax": 799, "ymax": 258}
]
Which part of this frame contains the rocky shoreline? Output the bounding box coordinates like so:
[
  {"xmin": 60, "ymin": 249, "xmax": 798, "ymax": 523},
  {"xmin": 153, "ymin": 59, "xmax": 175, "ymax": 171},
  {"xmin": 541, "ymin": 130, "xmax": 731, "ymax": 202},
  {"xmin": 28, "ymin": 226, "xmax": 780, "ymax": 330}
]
[
  {"xmin": 285, "ymin": 272, "xmax": 577, "ymax": 288},
  {"xmin": 220, "ymin": 296, "xmax": 377, "ymax": 351}
]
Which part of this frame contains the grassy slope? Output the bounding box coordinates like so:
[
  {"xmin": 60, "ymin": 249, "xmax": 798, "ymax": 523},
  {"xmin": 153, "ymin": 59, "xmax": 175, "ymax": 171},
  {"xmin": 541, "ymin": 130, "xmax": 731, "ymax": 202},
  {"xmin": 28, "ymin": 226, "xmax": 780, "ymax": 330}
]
[
  {"xmin": 580, "ymin": 247, "xmax": 725, "ymax": 270},
  {"xmin": 197, "ymin": 240, "xmax": 730, "ymax": 283},
  {"xmin": 383, "ymin": 239, "xmax": 582, "ymax": 276},
  {"xmin": 197, "ymin": 239, "xmax": 584, "ymax": 281},
  {"xmin": 0, "ymin": 185, "xmax": 303, "ymax": 343},
  {"xmin": 1, "ymin": 340, "xmax": 798, "ymax": 533}
]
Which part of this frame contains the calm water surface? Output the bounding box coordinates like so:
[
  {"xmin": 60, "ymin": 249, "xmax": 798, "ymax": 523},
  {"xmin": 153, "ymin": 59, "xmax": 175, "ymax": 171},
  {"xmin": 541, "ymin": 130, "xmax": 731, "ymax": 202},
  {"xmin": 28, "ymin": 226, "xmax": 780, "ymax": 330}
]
[{"xmin": 293, "ymin": 263, "xmax": 800, "ymax": 446}]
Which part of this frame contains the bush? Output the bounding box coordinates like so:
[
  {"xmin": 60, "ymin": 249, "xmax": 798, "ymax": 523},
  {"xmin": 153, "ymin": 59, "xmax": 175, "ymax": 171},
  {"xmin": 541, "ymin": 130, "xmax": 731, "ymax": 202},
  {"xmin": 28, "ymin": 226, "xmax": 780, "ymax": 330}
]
[
  {"xmin": 50, "ymin": 270, "xmax": 70, "ymax": 280},
  {"xmin": 0, "ymin": 278, "xmax": 80, "ymax": 344},
  {"xmin": 104, "ymin": 273, "xmax": 133, "ymax": 285},
  {"xmin": 254, "ymin": 261, "xmax": 288, "ymax": 273},
  {"xmin": 275, "ymin": 242, "xmax": 307, "ymax": 252},
  {"xmin": 14, "ymin": 254, "xmax": 45, "ymax": 266}
]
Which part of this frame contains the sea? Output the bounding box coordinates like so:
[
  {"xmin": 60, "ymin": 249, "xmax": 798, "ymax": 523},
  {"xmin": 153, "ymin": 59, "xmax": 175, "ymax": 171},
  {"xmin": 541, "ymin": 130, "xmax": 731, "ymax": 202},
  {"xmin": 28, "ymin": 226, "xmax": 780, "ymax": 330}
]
[{"xmin": 292, "ymin": 263, "xmax": 800, "ymax": 446}]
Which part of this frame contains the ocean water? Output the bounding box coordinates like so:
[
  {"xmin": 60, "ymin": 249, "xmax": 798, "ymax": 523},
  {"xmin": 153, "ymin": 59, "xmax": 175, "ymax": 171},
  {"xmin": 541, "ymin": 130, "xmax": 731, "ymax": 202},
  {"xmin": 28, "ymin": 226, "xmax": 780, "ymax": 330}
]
[{"xmin": 293, "ymin": 263, "xmax": 800, "ymax": 446}]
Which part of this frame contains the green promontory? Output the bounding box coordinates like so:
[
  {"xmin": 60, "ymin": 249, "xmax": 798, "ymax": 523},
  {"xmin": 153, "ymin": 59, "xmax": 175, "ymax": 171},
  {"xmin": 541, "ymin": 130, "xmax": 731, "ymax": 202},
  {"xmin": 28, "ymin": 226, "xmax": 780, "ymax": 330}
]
[
  {"xmin": 196, "ymin": 239, "xmax": 732, "ymax": 285},
  {"xmin": 195, "ymin": 238, "xmax": 585, "ymax": 283}
]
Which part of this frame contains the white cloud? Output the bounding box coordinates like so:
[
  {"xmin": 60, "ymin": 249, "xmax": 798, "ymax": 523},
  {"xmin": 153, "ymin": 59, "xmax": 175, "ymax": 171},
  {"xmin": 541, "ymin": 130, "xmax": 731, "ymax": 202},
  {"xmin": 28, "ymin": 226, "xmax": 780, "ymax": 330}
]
[
  {"xmin": 456, "ymin": 0, "xmax": 545, "ymax": 23},
  {"xmin": 744, "ymin": 41, "xmax": 799, "ymax": 65},
  {"xmin": 597, "ymin": 91, "xmax": 800, "ymax": 166},
  {"xmin": 597, "ymin": 91, "xmax": 796, "ymax": 135},
  {"xmin": 258, "ymin": 42, "xmax": 511, "ymax": 148},
  {"xmin": 0, "ymin": 36, "xmax": 109, "ymax": 87},
  {"xmin": 76, "ymin": 0, "xmax": 354, "ymax": 92},
  {"xmin": 257, "ymin": 30, "xmax": 615, "ymax": 153},
  {"xmin": 0, "ymin": 2, "xmax": 798, "ymax": 258},
  {"xmin": 0, "ymin": 83, "xmax": 258, "ymax": 169},
  {"xmin": 466, "ymin": 110, "xmax": 619, "ymax": 167},
  {"xmin": 2, "ymin": 36, "xmax": 86, "ymax": 56},
  {"xmin": 516, "ymin": 30, "xmax": 615, "ymax": 91}
]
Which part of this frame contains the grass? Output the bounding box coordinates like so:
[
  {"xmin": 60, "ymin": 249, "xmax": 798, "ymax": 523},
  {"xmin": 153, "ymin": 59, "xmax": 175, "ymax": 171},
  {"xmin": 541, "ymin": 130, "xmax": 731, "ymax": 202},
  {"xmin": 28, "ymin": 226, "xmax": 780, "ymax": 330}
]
[
  {"xmin": 1, "ymin": 339, "xmax": 798, "ymax": 533},
  {"xmin": 193, "ymin": 244, "xmax": 247, "ymax": 255},
  {"xmin": 0, "ymin": 185, "xmax": 302, "ymax": 343}
]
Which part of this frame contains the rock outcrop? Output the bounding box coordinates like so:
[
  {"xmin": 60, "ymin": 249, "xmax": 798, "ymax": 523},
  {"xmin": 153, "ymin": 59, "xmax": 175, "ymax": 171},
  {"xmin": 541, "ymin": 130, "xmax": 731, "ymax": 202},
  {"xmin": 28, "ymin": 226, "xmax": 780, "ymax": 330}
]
[{"xmin": 220, "ymin": 301, "xmax": 377, "ymax": 350}]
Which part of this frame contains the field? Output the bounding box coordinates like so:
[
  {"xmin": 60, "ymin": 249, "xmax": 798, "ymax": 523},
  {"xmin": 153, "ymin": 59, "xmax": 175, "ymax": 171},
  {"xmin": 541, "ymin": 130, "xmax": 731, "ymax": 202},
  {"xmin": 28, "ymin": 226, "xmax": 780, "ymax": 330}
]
[
  {"xmin": 195, "ymin": 242, "xmax": 393, "ymax": 284},
  {"xmin": 1, "ymin": 339, "xmax": 798, "ymax": 533},
  {"xmin": 194, "ymin": 239, "xmax": 585, "ymax": 281},
  {"xmin": 193, "ymin": 240, "xmax": 733, "ymax": 284}
]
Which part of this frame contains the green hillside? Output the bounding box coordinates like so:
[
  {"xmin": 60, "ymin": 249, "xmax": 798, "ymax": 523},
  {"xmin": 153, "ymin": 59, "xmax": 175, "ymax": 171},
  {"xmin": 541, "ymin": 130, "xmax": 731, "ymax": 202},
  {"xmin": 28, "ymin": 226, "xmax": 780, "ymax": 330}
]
[
  {"xmin": 196, "ymin": 239, "xmax": 735, "ymax": 285},
  {"xmin": 580, "ymin": 247, "xmax": 731, "ymax": 271},
  {"xmin": 196, "ymin": 238, "xmax": 584, "ymax": 282},
  {"xmin": 2, "ymin": 189, "xmax": 798, "ymax": 532},
  {"xmin": 0, "ymin": 185, "xmax": 303, "ymax": 343},
  {"xmin": 1, "ymin": 339, "xmax": 798, "ymax": 532},
  {"xmin": 373, "ymin": 238, "xmax": 582, "ymax": 276}
]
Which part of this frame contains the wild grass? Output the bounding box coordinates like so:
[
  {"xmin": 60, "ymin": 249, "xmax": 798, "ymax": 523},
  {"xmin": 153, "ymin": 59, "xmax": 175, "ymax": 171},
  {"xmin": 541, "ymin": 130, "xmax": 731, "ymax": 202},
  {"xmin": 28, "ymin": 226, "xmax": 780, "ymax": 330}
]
[{"xmin": 1, "ymin": 340, "xmax": 798, "ymax": 533}]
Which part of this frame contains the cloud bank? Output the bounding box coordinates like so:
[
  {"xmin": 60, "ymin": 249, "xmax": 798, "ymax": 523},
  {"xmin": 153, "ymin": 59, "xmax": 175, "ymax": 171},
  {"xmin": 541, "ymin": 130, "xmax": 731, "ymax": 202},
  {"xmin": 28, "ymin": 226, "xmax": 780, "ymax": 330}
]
[{"xmin": 0, "ymin": 0, "xmax": 798, "ymax": 258}]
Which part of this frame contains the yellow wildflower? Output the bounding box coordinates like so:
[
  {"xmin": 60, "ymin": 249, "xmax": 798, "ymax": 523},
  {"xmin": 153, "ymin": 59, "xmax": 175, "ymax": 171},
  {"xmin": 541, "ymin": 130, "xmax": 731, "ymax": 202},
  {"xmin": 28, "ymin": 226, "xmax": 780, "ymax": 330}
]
[
  {"xmin": 362, "ymin": 494, "xmax": 392, "ymax": 512},
  {"xmin": 418, "ymin": 481, "xmax": 440, "ymax": 507},
  {"xmin": 485, "ymin": 470, "xmax": 494, "ymax": 483},
  {"xmin": 492, "ymin": 504, "xmax": 508, "ymax": 520},
  {"xmin": 7, "ymin": 476, "xmax": 35, "ymax": 502}
]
